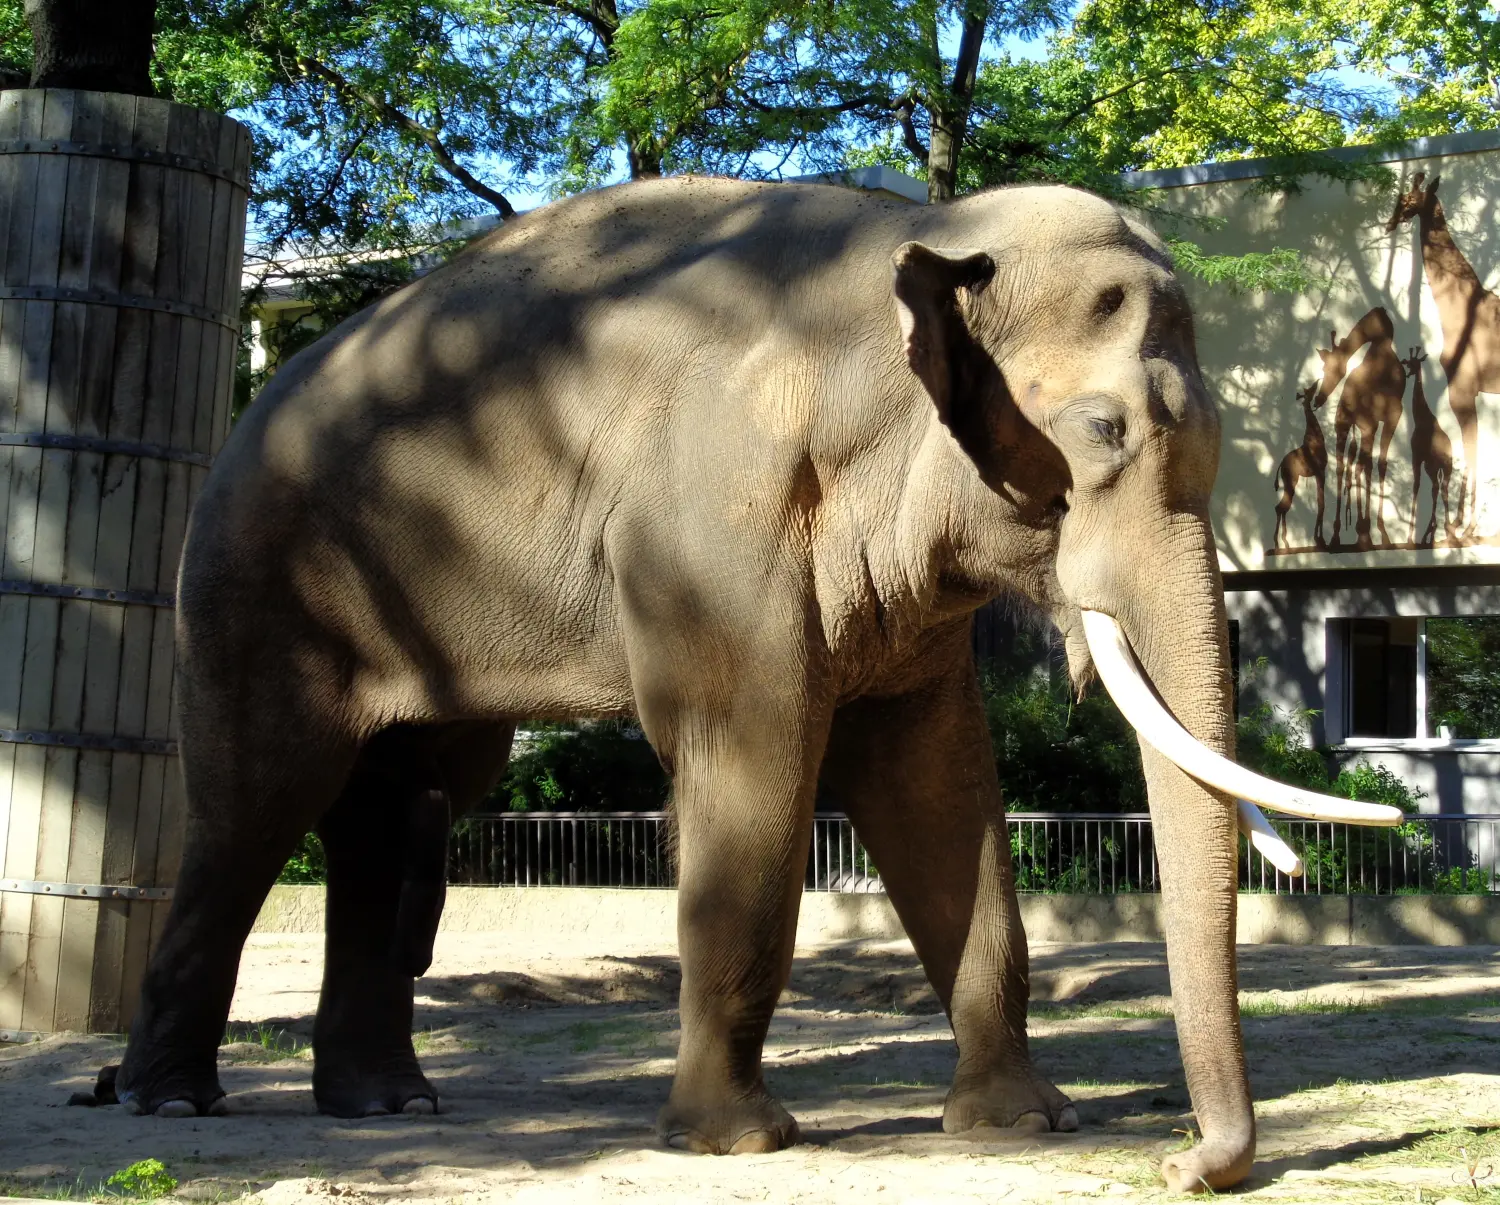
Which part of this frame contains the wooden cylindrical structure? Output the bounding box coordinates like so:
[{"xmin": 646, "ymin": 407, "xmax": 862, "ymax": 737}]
[{"xmin": 0, "ymin": 89, "xmax": 248, "ymax": 1035}]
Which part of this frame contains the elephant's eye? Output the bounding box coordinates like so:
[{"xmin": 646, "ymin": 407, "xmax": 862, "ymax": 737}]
[
  {"xmin": 1093, "ymin": 285, "xmax": 1126, "ymax": 320},
  {"xmin": 1086, "ymin": 415, "xmax": 1124, "ymax": 446}
]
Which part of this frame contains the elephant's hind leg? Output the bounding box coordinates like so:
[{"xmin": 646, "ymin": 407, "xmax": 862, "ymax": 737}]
[
  {"xmin": 115, "ymin": 726, "xmax": 355, "ymax": 1117},
  {"xmin": 312, "ymin": 722, "xmax": 513, "ymax": 1118},
  {"xmin": 820, "ymin": 634, "xmax": 1075, "ymax": 1136}
]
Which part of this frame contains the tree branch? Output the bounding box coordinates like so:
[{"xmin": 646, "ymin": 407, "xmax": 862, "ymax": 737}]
[
  {"xmin": 298, "ymin": 56, "xmax": 517, "ymax": 218},
  {"xmin": 525, "ymin": 0, "xmax": 619, "ymax": 45},
  {"xmin": 949, "ymin": 1, "xmax": 987, "ymax": 101},
  {"xmin": 896, "ymin": 98, "xmax": 929, "ymax": 162},
  {"xmin": 740, "ymin": 93, "xmax": 894, "ymax": 118}
]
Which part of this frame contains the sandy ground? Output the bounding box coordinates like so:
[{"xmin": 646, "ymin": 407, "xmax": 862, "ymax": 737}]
[{"xmin": 3, "ymin": 934, "xmax": 1500, "ymax": 1204}]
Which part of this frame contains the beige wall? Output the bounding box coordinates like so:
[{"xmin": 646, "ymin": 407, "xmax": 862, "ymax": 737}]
[{"xmin": 1137, "ymin": 138, "xmax": 1500, "ymax": 573}]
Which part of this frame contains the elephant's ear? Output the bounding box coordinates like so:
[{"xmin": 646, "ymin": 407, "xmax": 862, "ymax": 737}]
[{"xmin": 891, "ymin": 241, "xmax": 996, "ymax": 421}]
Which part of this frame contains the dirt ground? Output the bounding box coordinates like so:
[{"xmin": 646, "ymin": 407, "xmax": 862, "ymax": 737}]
[{"xmin": 3, "ymin": 933, "xmax": 1500, "ymax": 1205}]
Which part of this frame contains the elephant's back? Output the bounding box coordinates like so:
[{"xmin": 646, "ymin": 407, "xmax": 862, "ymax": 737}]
[{"xmin": 179, "ymin": 178, "xmax": 914, "ymax": 723}]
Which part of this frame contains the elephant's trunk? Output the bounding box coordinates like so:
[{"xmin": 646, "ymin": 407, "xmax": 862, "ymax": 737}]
[{"xmin": 1074, "ymin": 525, "xmax": 1254, "ymax": 1192}]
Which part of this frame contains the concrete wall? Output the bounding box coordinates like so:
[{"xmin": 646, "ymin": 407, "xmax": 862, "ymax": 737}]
[{"xmin": 253, "ymin": 885, "xmax": 1500, "ymax": 946}]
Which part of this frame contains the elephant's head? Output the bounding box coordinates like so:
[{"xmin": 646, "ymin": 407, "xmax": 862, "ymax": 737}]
[{"xmin": 890, "ymin": 187, "xmax": 1397, "ymax": 1192}]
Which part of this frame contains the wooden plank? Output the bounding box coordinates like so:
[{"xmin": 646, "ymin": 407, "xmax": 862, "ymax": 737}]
[
  {"xmin": 120, "ymin": 751, "xmax": 166, "ymax": 1030},
  {"xmin": 142, "ymin": 607, "xmax": 174, "ymax": 745},
  {"xmin": 76, "ymin": 95, "xmax": 133, "ymax": 440},
  {"xmin": 0, "ymin": 92, "xmax": 26, "ymax": 288},
  {"xmin": 93, "ymin": 748, "xmax": 141, "ymax": 1029},
  {"xmin": 28, "ymin": 92, "xmax": 73, "ymax": 288},
  {"xmin": 55, "ymin": 747, "xmax": 109, "ymax": 1029},
  {"xmin": 21, "ymin": 745, "xmax": 76, "ymax": 1032},
  {"xmin": 3, "ymin": 92, "xmax": 43, "ymax": 289},
  {"xmin": 128, "ymin": 155, "xmax": 174, "ymax": 1022},
  {"xmin": 0, "ymin": 743, "xmax": 44, "ymax": 1030}
]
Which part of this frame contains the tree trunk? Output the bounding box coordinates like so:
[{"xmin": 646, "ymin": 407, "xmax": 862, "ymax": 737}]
[
  {"xmin": 927, "ymin": 108, "xmax": 962, "ymax": 203},
  {"xmin": 925, "ymin": 1, "xmax": 986, "ymax": 204},
  {"xmin": 25, "ymin": 0, "xmax": 156, "ymax": 96},
  {"xmin": 629, "ymin": 141, "xmax": 663, "ymax": 179}
]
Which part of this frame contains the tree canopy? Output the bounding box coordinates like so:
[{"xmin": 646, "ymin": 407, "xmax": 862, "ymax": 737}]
[{"xmin": 0, "ymin": 0, "xmax": 1495, "ymax": 271}]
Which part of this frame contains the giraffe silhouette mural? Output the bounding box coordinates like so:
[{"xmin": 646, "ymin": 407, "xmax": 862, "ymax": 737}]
[
  {"xmin": 1402, "ymin": 345, "xmax": 1464, "ymax": 547},
  {"xmin": 1387, "ymin": 172, "xmax": 1500, "ymax": 537},
  {"xmin": 1272, "ymin": 381, "xmax": 1327, "ymax": 550},
  {"xmin": 1315, "ymin": 308, "xmax": 1407, "ymax": 550}
]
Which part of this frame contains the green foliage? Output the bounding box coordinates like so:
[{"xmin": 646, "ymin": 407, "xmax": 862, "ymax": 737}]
[
  {"xmin": 104, "ymin": 1161, "xmax": 177, "ymax": 1202},
  {"xmin": 0, "ymin": 0, "xmax": 1484, "ymax": 303},
  {"xmin": 277, "ymin": 831, "xmax": 327, "ymax": 884},
  {"xmin": 979, "ymin": 639, "xmax": 1146, "ymax": 814},
  {"xmin": 1163, "ymin": 240, "xmax": 1319, "ymax": 296},
  {"xmin": 496, "ymin": 720, "xmax": 668, "ymax": 812},
  {"xmin": 1426, "ymin": 617, "xmax": 1500, "ymax": 739}
]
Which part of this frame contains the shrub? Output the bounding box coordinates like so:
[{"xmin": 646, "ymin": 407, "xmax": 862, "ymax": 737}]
[
  {"xmin": 980, "ymin": 648, "xmax": 1146, "ymax": 814},
  {"xmin": 106, "ymin": 1160, "xmax": 177, "ymax": 1200},
  {"xmin": 495, "ymin": 720, "xmax": 668, "ymax": 812},
  {"xmin": 277, "ymin": 832, "xmax": 327, "ymax": 884}
]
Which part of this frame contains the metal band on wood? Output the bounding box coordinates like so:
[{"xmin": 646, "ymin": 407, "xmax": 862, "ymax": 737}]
[
  {"xmin": 0, "ymin": 579, "xmax": 174, "ymax": 608},
  {"xmin": 0, "ymin": 729, "xmax": 177, "ymax": 756},
  {"xmin": 1, "ymin": 879, "xmax": 173, "ymax": 901},
  {"xmin": 0, "ymin": 139, "xmax": 250, "ymax": 190},
  {"xmin": 0, "ymin": 431, "xmax": 213, "ymax": 468},
  {"xmin": 0, "ymin": 285, "xmax": 238, "ymax": 332}
]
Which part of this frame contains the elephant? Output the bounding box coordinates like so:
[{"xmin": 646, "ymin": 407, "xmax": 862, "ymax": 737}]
[{"xmin": 104, "ymin": 174, "xmax": 1393, "ymax": 1192}]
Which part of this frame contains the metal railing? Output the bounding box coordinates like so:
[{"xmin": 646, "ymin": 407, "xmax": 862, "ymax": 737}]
[{"xmin": 447, "ymin": 811, "xmax": 1500, "ymax": 895}]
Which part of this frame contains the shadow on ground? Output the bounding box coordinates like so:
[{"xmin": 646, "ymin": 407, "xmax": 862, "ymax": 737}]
[{"xmin": 0, "ymin": 938, "xmax": 1496, "ymax": 1201}]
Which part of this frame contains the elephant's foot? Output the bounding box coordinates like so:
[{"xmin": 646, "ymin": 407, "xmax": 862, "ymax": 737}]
[
  {"xmin": 943, "ymin": 1067, "xmax": 1078, "ymax": 1135},
  {"xmin": 313, "ymin": 1051, "xmax": 439, "ymax": 1118},
  {"xmin": 1160, "ymin": 1133, "xmax": 1255, "ymax": 1194},
  {"xmin": 656, "ymin": 1082, "xmax": 800, "ymax": 1154},
  {"xmin": 114, "ymin": 1058, "xmax": 228, "ymax": 1117}
]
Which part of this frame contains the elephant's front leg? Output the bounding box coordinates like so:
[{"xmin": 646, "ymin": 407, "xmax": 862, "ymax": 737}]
[
  {"xmin": 652, "ymin": 699, "xmax": 827, "ymax": 1155},
  {"xmin": 821, "ymin": 637, "xmax": 1076, "ymax": 1135}
]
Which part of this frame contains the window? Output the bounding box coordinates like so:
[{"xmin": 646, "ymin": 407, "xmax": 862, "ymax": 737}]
[
  {"xmin": 1340, "ymin": 616, "xmax": 1500, "ymax": 742},
  {"xmin": 1346, "ymin": 618, "xmax": 1418, "ymax": 738}
]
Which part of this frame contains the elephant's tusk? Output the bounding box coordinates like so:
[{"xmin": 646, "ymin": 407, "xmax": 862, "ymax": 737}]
[
  {"xmin": 1080, "ymin": 610, "xmax": 1403, "ymax": 827},
  {"xmin": 1237, "ymin": 799, "xmax": 1304, "ymax": 877}
]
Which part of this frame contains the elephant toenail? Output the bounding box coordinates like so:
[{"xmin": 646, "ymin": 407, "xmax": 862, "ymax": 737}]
[
  {"xmin": 401, "ymin": 1097, "xmax": 436, "ymax": 1115},
  {"xmin": 665, "ymin": 1130, "xmax": 717, "ymax": 1154},
  {"xmin": 1008, "ymin": 1111, "xmax": 1051, "ymax": 1134},
  {"xmin": 728, "ymin": 1129, "xmax": 779, "ymax": 1155},
  {"xmin": 119, "ymin": 1092, "xmax": 145, "ymax": 1115},
  {"xmin": 154, "ymin": 1099, "xmax": 199, "ymax": 1118},
  {"xmin": 362, "ymin": 1102, "xmax": 391, "ymax": 1117},
  {"xmin": 206, "ymin": 1097, "xmax": 229, "ymax": 1117},
  {"xmin": 1056, "ymin": 1104, "xmax": 1079, "ymax": 1132}
]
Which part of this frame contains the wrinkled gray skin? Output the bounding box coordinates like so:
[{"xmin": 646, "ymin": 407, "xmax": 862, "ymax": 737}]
[{"xmin": 115, "ymin": 177, "xmax": 1250, "ymax": 1192}]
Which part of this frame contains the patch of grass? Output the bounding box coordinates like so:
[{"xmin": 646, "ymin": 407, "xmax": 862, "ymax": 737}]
[
  {"xmin": 0, "ymin": 1175, "xmax": 95, "ymax": 1202},
  {"xmin": 1356, "ymin": 1125, "xmax": 1500, "ymax": 1170},
  {"xmin": 1030, "ymin": 1001, "xmax": 1174, "ymax": 1021},
  {"xmin": 1238, "ymin": 995, "xmax": 1370, "ymax": 1018},
  {"xmin": 221, "ymin": 1023, "xmax": 308, "ymax": 1060},
  {"xmin": 563, "ymin": 1019, "xmax": 660, "ymax": 1054}
]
